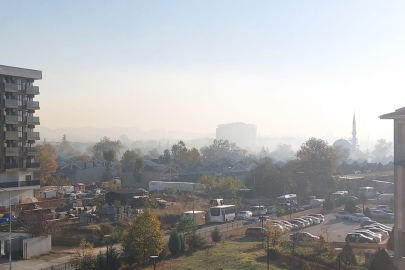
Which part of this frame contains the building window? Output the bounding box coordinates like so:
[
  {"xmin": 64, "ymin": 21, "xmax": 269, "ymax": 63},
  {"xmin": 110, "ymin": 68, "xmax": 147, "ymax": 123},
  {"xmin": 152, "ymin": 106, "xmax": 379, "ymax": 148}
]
[
  {"xmin": 18, "ymin": 126, "xmax": 22, "ymax": 138},
  {"xmin": 25, "ymin": 175, "xmax": 31, "ymax": 181}
]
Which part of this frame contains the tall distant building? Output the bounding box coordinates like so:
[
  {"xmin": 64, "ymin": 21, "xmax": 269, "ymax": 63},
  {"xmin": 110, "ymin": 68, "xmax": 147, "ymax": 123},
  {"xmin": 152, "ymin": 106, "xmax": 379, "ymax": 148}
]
[
  {"xmin": 0, "ymin": 65, "xmax": 41, "ymax": 206},
  {"xmin": 216, "ymin": 122, "xmax": 257, "ymax": 150},
  {"xmin": 333, "ymin": 113, "xmax": 358, "ymax": 154}
]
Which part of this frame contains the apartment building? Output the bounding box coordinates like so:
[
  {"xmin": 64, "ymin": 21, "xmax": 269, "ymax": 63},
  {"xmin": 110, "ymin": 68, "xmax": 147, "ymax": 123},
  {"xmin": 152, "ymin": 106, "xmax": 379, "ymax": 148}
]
[
  {"xmin": 0, "ymin": 65, "xmax": 41, "ymax": 206},
  {"xmin": 216, "ymin": 122, "xmax": 257, "ymax": 150}
]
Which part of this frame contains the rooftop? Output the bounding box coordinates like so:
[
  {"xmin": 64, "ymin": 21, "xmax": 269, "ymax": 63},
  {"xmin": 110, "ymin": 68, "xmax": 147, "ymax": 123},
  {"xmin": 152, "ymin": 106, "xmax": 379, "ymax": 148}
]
[
  {"xmin": 0, "ymin": 65, "xmax": 42, "ymax": 80},
  {"xmin": 380, "ymin": 106, "xmax": 405, "ymax": 119}
]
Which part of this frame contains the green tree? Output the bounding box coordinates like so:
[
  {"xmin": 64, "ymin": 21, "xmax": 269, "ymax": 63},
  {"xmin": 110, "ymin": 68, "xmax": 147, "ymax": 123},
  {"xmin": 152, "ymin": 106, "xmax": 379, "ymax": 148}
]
[
  {"xmin": 180, "ymin": 235, "xmax": 186, "ymax": 253},
  {"xmin": 71, "ymin": 154, "xmax": 91, "ymax": 162},
  {"xmin": 269, "ymin": 144, "xmax": 295, "ymax": 161},
  {"xmin": 296, "ymin": 138, "xmax": 338, "ymax": 194},
  {"xmin": 44, "ymin": 175, "xmax": 70, "ymax": 186},
  {"xmin": 186, "ymin": 231, "xmax": 205, "ymax": 250},
  {"xmin": 148, "ymin": 148, "xmax": 160, "ymax": 158},
  {"xmin": 69, "ymin": 239, "xmax": 96, "ymax": 270},
  {"xmin": 95, "ymin": 246, "xmax": 120, "ymax": 270},
  {"xmin": 103, "ymin": 149, "xmax": 116, "ymax": 181},
  {"xmin": 58, "ymin": 134, "xmax": 76, "ymax": 157},
  {"xmin": 175, "ymin": 216, "xmax": 196, "ymax": 237},
  {"xmin": 344, "ymin": 200, "xmax": 357, "ymax": 214},
  {"xmin": 120, "ymin": 150, "xmax": 144, "ymax": 183},
  {"xmin": 313, "ymin": 236, "xmax": 331, "ymax": 258},
  {"xmin": 124, "ymin": 208, "xmax": 164, "ymax": 262},
  {"xmin": 36, "ymin": 144, "xmax": 58, "ymax": 184},
  {"xmin": 93, "ymin": 136, "xmax": 123, "ymax": 161},
  {"xmin": 340, "ymin": 241, "xmax": 357, "ymax": 266},
  {"xmin": 168, "ymin": 230, "xmax": 181, "ymax": 256},
  {"xmin": 264, "ymin": 223, "xmax": 283, "ymax": 247},
  {"xmin": 364, "ymin": 207, "xmax": 371, "ymax": 218},
  {"xmin": 211, "ymin": 226, "xmax": 222, "ymax": 244},
  {"xmin": 186, "ymin": 147, "xmax": 202, "ymax": 164},
  {"xmin": 200, "ymin": 139, "xmax": 246, "ymax": 162},
  {"xmin": 159, "ymin": 149, "xmax": 171, "ymax": 164},
  {"xmin": 214, "ymin": 176, "xmax": 246, "ymax": 198},
  {"xmin": 333, "ymin": 145, "xmax": 350, "ymax": 164},
  {"xmin": 372, "ymin": 139, "xmax": 393, "ymax": 158},
  {"xmin": 368, "ymin": 248, "xmax": 395, "ymax": 270},
  {"xmin": 171, "ymin": 140, "xmax": 188, "ymax": 164},
  {"xmin": 198, "ymin": 175, "xmax": 216, "ymax": 195}
]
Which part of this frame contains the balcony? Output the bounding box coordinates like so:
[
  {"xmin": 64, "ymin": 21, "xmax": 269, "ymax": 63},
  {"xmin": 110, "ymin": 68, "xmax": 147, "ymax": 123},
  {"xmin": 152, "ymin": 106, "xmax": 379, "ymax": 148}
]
[
  {"xmin": 19, "ymin": 180, "xmax": 40, "ymax": 187},
  {"xmin": 26, "ymin": 85, "xmax": 39, "ymax": 95},
  {"xmin": 0, "ymin": 182, "xmax": 19, "ymax": 188},
  {"xmin": 4, "ymin": 99, "xmax": 18, "ymax": 108},
  {"xmin": 27, "ymin": 147, "xmax": 40, "ymax": 155},
  {"xmin": 4, "ymin": 163, "xmax": 18, "ymax": 172},
  {"xmin": 26, "ymin": 163, "xmax": 40, "ymax": 171},
  {"xmin": 26, "ymin": 100, "xmax": 40, "ymax": 109},
  {"xmin": 5, "ymin": 147, "xmax": 19, "ymax": 156},
  {"xmin": 27, "ymin": 116, "xmax": 40, "ymax": 125},
  {"xmin": 27, "ymin": 132, "xmax": 40, "ymax": 140},
  {"xmin": 4, "ymin": 83, "xmax": 19, "ymax": 92},
  {"xmin": 4, "ymin": 131, "xmax": 18, "ymax": 139},
  {"xmin": 4, "ymin": 115, "xmax": 18, "ymax": 124}
]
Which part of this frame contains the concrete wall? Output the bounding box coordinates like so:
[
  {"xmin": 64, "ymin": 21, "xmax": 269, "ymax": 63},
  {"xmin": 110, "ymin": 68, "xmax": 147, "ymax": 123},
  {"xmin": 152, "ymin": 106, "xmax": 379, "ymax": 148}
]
[
  {"xmin": 23, "ymin": 235, "xmax": 51, "ymax": 258},
  {"xmin": 0, "ymin": 189, "xmax": 34, "ymax": 207}
]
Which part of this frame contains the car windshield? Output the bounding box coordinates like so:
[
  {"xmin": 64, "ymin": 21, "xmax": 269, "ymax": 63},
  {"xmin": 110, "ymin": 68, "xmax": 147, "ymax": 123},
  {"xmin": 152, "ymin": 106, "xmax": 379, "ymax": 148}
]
[{"xmin": 239, "ymin": 211, "xmax": 247, "ymax": 214}]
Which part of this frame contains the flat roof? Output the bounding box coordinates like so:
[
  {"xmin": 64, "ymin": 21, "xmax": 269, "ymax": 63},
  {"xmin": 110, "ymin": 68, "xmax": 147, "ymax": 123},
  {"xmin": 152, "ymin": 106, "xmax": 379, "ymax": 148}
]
[{"xmin": 0, "ymin": 65, "xmax": 42, "ymax": 80}]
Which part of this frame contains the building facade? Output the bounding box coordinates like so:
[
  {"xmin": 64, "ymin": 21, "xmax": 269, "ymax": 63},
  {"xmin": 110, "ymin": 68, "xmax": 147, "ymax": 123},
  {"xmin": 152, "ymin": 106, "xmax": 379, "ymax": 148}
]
[
  {"xmin": 0, "ymin": 65, "xmax": 41, "ymax": 206},
  {"xmin": 380, "ymin": 107, "xmax": 405, "ymax": 268},
  {"xmin": 216, "ymin": 122, "xmax": 257, "ymax": 150}
]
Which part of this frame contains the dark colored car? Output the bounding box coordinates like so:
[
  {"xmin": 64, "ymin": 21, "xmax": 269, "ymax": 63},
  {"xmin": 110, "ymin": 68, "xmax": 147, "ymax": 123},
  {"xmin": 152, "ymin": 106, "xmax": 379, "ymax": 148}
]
[
  {"xmin": 246, "ymin": 227, "xmax": 266, "ymax": 237},
  {"xmin": 243, "ymin": 217, "xmax": 260, "ymax": 226},
  {"xmin": 345, "ymin": 233, "xmax": 374, "ymax": 243},
  {"xmin": 290, "ymin": 232, "xmax": 319, "ymax": 242}
]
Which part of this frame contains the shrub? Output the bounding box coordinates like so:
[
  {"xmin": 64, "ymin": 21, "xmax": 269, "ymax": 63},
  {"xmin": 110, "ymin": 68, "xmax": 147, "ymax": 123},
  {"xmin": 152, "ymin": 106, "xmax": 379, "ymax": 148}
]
[
  {"xmin": 180, "ymin": 234, "xmax": 186, "ymax": 253},
  {"xmin": 186, "ymin": 231, "xmax": 206, "ymax": 250},
  {"xmin": 211, "ymin": 227, "xmax": 222, "ymax": 243},
  {"xmin": 387, "ymin": 227, "xmax": 394, "ymax": 251},
  {"xmin": 168, "ymin": 230, "xmax": 181, "ymax": 256},
  {"xmin": 369, "ymin": 248, "xmax": 395, "ymax": 270},
  {"xmin": 340, "ymin": 241, "xmax": 357, "ymax": 265}
]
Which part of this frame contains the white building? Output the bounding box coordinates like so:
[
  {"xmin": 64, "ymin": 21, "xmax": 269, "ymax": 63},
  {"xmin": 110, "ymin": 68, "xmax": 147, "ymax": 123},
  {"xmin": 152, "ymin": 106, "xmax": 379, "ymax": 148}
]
[{"xmin": 216, "ymin": 122, "xmax": 257, "ymax": 150}]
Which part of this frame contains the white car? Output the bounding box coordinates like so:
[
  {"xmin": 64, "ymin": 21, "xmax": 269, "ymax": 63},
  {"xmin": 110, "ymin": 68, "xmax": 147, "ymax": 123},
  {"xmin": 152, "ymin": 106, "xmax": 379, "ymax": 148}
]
[
  {"xmin": 355, "ymin": 230, "xmax": 382, "ymax": 243},
  {"xmin": 370, "ymin": 205, "xmax": 390, "ymax": 212},
  {"xmin": 349, "ymin": 213, "xmax": 368, "ymax": 222},
  {"xmin": 279, "ymin": 220, "xmax": 299, "ymax": 229},
  {"xmin": 308, "ymin": 214, "xmax": 324, "ymax": 222},
  {"xmin": 289, "ymin": 219, "xmax": 306, "ymax": 228},
  {"xmin": 335, "ymin": 211, "xmax": 351, "ymax": 219},
  {"xmin": 363, "ymin": 224, "xmax": 392, "ymax": 232},
  {"xmin": 270, "ymin": 224, "xmax": 285, "ymax": 232},
  {"xmin": 301, "ymin": 216, "xmax": 321, "ymax": 225},
  {"xmin": 300, "ymin": 217, "xmax": 314, "ymax": 225},
  {"xmin": 361, "ymin": 227, "xmax": 389, "ymax": 238},
  {"xmin": 370, "ymin": 210, "xmax": 386, "ymax": 218},
  {"xmin": 293, "ymin": 218, "xmax": 311, "ymax": 227},
  {"xmin": 237, "ymin": 211, "xmax": 253, "ymax": 220},
  {"xmin": 372, "ymin": 223, "xmax": 393, "ymax": 230}
]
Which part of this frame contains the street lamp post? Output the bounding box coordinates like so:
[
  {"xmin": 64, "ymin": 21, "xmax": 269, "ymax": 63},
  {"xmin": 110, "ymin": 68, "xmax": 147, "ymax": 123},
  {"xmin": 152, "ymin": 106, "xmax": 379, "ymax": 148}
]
[
  {"xmin": 150, "ymin": 255, "xmax": 158, "ymax": 270},
  {"xmin": 0, "ymin": 189, "xmax": 12, "ymax": 270},
  {"xmin": 104, "ymin": 235, "xmax": 111, "ymax": 270}
]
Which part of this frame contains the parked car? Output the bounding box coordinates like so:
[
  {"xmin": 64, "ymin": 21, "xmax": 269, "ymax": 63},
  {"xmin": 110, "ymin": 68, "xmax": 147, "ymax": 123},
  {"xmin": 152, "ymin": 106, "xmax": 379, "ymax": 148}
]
[
  {"xmin": 335, "ymin": 211, "xmax": 351, "ymax": 219},
  {"xmin": 355, "ymin": 206, "xmax": 363, "ymax": 213},
  {"xmin": 279, "ymin": 220, "xmax": 299, "ymax": 230},
  {"xmin": 370, "ymin": 205, "xmax": 390, "ymax": 212},
  {"xmin": 292, "ymin": 218, "xmax": 310, "ymax": 227},
  {"xmin": 289, "ymin": 219, "xmax": 305, "ymax": 228},
  {"xmin": 355, "ymin": 230, "xmax": 382, "ymax": 242},
  {"xmin": 370, "ymin": 210, "xmax": 386, "ymax": 218},
  {"xmin": 270, "ymin": 223, "xmax": 285, "ymax": 232},
  {"xmin": 345, "ymin": 233, "xmax": 374, "ymax": 243},
  {"xmin": 349, "ymin": 196, "xmax": 358, "ymax": 202},
  {"xmin": 384, "ymin": 213, "xmax": 394, "ymax": 221},
  {"xmin": 357, "ymin": 227, "xmax": 389, "ymax": 238},
  {"xmin": 237, "ymin": 211, "xmax": 253, "ymax": 220},
  {"xmin": 301, "ymin": 215, "xmax": 321, "ymax": 225},
  {"xmin": 246, "ymin": 227, "xmax": 266, "ymax": 237},
  {"xmin": 363, "ymin": 224, "xmax": 392, "ymax": 232},
  {"xmin": 361, "ymin": 219, "xmax": 377, "ymax": 227},
  {"xmin": 307, "ymin": 214, "xmax": 325, "ymax": 223},
  {"xmin": 290, "ymin": 232, "xmax": 319, "ymax": 242},
  {"xmin": 243, "ymin": 217, "xmax": 260, "ymax": 225},
  {"xmin": 349, "ymin": 213, "xmax": 369, "ymax": 222},
  {"xmin": 300, "ymin": 217, "xmax": 314, "ymax": 225},
  {"xmin": 266, "ymin": 206, "xmax": 277, "ymax": 214},
  {"xmin": 372, "ymin": 223, "xmax": 393, "ymax": 230}
]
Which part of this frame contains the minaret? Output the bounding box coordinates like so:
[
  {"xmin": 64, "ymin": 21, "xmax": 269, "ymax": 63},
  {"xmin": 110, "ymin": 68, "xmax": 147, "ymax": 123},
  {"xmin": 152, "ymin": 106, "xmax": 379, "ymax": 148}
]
[{"xmin": 351, "ymin": 112, "xmax": 357, "ymax": 150}]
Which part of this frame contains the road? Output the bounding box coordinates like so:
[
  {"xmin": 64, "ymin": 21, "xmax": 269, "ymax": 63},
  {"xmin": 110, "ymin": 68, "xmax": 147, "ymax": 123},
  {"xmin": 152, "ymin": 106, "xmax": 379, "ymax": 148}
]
[{"xmin": 301, "ymin": 213, "xmax": 393, "ymax": 242}]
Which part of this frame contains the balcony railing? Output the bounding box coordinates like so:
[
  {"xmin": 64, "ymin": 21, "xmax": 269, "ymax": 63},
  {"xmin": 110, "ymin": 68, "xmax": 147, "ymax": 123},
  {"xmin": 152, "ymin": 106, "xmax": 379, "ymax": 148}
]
[
  {"xmin": 26, "ymin": 85, "xmax": 39, "ymax": 94},
  {"xmin": 4, "ymin": 115, "xmax": 18, "ymax": 123},
  {"xmin": 19, "ymin": 180, "xmax": 40, "ymax": 187},
  {"xmin": 5, "ymin": 99, "xmax": 18, "ymax": 107},
  {"xmin": 27, "ymin": 132, "xmax": 40, "ymax": 140},
  {"xmin": 0, "ymin": 182, "xmax": 19, "ymax": 188},
  {"xmin": 4, "ymin": 83, "xmax": 20, "ymax": 91},
  {"xmin": 27, "ymin": 147, "xmax": 39, "ymax": 154},
  {"xmin": 26, "ymin": 163, "xmax": 40, "ymax": 169},
  {"xmin": 4, "ymin": 131, "xmax": 18, "ymax": 138},
  {"xmin": 5, "ymin": 147, "xmax": 19, "ymax": 155},
  {"xmin": 4, "ymin": 163, "xmax": 18, "ymax": 169},
  {"xmin": 27, "ymin": 116, "xmax": 40, "ymax": 124},
  {"xmin": 26, "ymin": 100, "xmax": 40, "ymax": 109}
]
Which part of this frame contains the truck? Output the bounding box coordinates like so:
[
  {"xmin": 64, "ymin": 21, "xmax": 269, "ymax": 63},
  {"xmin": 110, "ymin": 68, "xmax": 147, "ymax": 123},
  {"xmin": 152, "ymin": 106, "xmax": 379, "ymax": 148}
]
[
  {"xmin": 148, "ymin": 181, "xmax": 205, "ymax": 192},
  {"xmin": 183, "ymin": 211, "xmax": 206, "ymax": 229}
]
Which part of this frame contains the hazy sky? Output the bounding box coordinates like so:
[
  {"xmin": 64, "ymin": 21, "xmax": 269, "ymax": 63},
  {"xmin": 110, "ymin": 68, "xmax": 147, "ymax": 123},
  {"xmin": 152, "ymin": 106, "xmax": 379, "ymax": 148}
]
[{"xmin": 1, "ymin": 1, "xmax": 404, "ymax": 142}]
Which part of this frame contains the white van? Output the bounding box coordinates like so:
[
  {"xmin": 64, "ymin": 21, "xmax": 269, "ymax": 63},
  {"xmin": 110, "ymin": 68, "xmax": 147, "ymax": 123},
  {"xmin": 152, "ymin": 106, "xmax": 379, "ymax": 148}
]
[{"xmin": 250, "ymin": 206, "xmax": 267, "ymax": 216}]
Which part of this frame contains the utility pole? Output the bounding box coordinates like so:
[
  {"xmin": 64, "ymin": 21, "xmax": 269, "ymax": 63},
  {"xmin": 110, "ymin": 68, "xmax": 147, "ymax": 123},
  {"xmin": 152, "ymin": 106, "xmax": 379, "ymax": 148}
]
[{"xmin": 193, "ymin": 184, "xmax": 195, "ymax": 224}]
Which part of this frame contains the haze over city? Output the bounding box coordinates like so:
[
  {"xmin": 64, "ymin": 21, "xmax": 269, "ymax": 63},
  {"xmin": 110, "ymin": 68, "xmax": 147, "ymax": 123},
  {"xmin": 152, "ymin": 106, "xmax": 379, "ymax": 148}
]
[{"xmin": 2, "ymin": 1, "xmax": 405, "ymax": 144}]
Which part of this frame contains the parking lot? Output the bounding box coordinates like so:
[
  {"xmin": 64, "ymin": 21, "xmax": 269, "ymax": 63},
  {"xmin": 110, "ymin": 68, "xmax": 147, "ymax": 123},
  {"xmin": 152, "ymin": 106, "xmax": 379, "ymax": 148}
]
[{"xmin": 301, "ymin": 213, "xmax": 393, "ymax": 242}]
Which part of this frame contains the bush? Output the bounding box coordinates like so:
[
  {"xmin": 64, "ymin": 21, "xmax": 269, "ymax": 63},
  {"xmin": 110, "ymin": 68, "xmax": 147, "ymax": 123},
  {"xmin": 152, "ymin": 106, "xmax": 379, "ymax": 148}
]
[
  {"xmin": 323, "ymin": 199, "xmax": 335, "ymax": 211},
  {"xmin": 340, "ymin": 241, "xmax": 357, "ymax": 266},
  {"xmin": 186, "ymin": 231, "xmax": 206, "ymax": 250},
  {"xmin": 168, "ymin": 230, "xmax": 181, "ymax": 256},
  {"xmin": 344, "ymin": 200, "xmax": 357, "ymax": 214},
  {"xmin": 387, "ymin": 227, "xmax": 394, "ymax": 251},
  {"xmin": 211, "ymin": 227, "xmax": 222, "ymax": 243},
  {"xmin": 267, "ymin": 246, "xmax": 281, "ymax": 261},
  {"xmin": 180, "ymin": 235, "xmax": 186, "ymax": 253},
  {"xmin": 369, "ymin": 248, "xmax": 395, "ymax": 270},
  {"xmin": 95, "ymin": 247, "xmax": 121, "ymax": 270}
]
